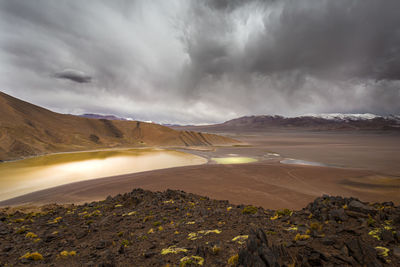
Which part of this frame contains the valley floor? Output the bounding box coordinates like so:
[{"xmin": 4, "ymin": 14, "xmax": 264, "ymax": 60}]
[{"xmin": 1, "ymin": 130, "xmax": 399, "ymax": 209}]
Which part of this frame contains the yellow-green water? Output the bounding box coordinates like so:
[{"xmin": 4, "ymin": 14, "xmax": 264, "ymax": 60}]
[
  {"xmin": 0, "ymin": 149, "xmax": 207, "ymax": 202},
  {"xmin": 211, "ymin": 157, "xmax": 257, "ymax": 164}
]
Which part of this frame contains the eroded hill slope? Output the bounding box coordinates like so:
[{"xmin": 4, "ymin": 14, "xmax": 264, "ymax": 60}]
[{"xmin": 0, "ymin": 92, "xmax": 238, "ymax": 161}]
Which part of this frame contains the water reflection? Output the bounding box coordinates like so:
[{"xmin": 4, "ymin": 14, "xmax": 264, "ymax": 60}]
[
  {"xmin": 0, "ymin": 149, "xmax": 206, "ymax": 201},
  {"xmin": 280, "ymin": 158, "xmax": 327, "ymax": 167},
  {"xmin": 212, "ymin": 157, "xmax": 258, "ymax": 164}
]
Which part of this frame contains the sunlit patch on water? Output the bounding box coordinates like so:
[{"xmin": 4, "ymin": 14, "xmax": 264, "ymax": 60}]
[
  {"xmin": 0, "ymin": 149, "xmax": 206, "ymax": 202},
  {"xmin": 211, "ymin": 157, "xmax": 258, "ymax": 164},
  {"xmin": 280, "ymin": 158, "xmax": 327, "ymax": 167}
]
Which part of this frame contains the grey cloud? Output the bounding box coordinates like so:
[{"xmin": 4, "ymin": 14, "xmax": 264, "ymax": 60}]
[
  {"xmin": 54, "ymin": 69, "xmax": 92, "ymax": 83},
  {"xmin": 185, "ymin": 0, "xmax": 400, "ymax": 80},
  {"xmin": 250, "ymin": 0, "xmax": 400, "ymax": 80},
  {"xmin": 0, "ymin": 0, "xmax": 399, "ymax": 124}
]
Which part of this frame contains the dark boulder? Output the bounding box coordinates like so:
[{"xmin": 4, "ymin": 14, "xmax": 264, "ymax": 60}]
[
  {"xmin": 238, "ymin": 229, "xmax": 291, "ymax": 267},
  {"xmin": 329, "ymin": 208, "xmax": 348, "ymax": 221},
  {"xmin": 381, "ymin": 229, "xmax": 395, "ymax": 243},
  {"xmin": 345, "ymin": 238, "xmax": 382, "ymax": 267},
  {"xmin": 348, "ymin": 200, "xmax": 377, "ymax": 215}
]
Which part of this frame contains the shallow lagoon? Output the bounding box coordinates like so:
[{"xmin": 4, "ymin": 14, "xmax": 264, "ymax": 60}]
[
  {"xmin": 280, "ymin": 158, "xmax": 327, "ymax": 167},
  {"xmin": 212, "ymin": 157, "xmax": 258, "ymax": 164},
  {"xmin": 0, "ymin": 149, "xmax": 206, "ymax": 201}
]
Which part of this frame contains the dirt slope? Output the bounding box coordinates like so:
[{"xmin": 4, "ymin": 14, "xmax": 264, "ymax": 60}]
[{"xmin": 0, "ymin": 91, "xmax": 238, "ymax": 161}]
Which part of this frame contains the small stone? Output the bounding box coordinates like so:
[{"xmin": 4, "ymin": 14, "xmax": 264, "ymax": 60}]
[
  {"xmin": 76, "ymin": 230, "xmax": 88, "ymax": 239},
  {"xmin": 285, "ymin": 241, "xmax": 294, "ymax": 247},
  {"xmin": 393, "ymin": 215, "xmax": 400, "ymax": 225},
  {"xmin": 393, "ymin": 247, "xmax": 400, "ymax": 258},
  {"xmin": 144, "ymin": 251, "xmax": 156, "ymax": 258},
  {"xmin": 309, "ymin": 252, "xmax": 322, "ymax": 265},
  {"xmin": 296, "ymin": 241, "xmax": 308, "ymax": 246},
  {"xmin": 0, "ymin": 225, "xmax": 10, "ymax": 235},
  {"xmin": 345, "ymin": 210, "xmax": 368, "ymax": 218},
  {"xmin": 394, "ymin": 231, "xmax": 400, "ymax": 243},
  {"xmin": 341, "ymin": 245, "xmax": 349, "ymax": 256},
  {"xmin": 381, "ymin": 229, "xmax": 395, "ymax": 243},
  {"xmin": 20, "ymin": 258, "xmax": 30, "ymax": 264},
  {"xmin": 96, "ymin": 240, "xmax": 111, "ymax": 250},
  {"xmin": 44, "ymin": 235, "xmax": 56, "ymax": 243},
  {"xmin": 329, "ymin": 208, "xmax": 348, "ymax": 221},
  {"xmin": 2, "ymin": 246, "xmax": 12, "ymax": 252},
  {"xmin": 321, "ymin": 238, "xmax": 335, "ymax": 246}
]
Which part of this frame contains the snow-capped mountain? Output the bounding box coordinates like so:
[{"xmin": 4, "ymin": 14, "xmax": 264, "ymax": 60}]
[
  {"xmin": 300, "ymin": 113, "xmax": 400, "ymax": 122},
  {"xmin": 170, "ymin": 113, "xmax": 400, "ymax": 132},
  {"xmin": 301, "ymin": 113, "xmax": 380, "ymax": 121}
]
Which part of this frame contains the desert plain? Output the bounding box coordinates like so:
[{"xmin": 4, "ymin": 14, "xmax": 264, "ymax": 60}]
[{"xmin": 2, "ymin": 130, "xmax": 399, "ymax": 210}]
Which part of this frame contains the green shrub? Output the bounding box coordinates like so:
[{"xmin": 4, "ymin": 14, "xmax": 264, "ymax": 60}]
[
  {"xmin": 242, "ymin": 206, "xmax": 258, "ymax": 214},
  {"xmin": 143, "ymin": 215, "xmax": 154, "ymax": 222},
  {"xmin": 20, "ymin": 252, "xmax": 43, "ymax": 261},
  {"xmin": 309, "ymin": 222, "xmax": 323, "ymax": 231},
  {"xmin": 276, "ymin": 208, "xmax": 292, "ymax": 216},
  {"xmin": 294, "ymin": 233, "xmax": 310, "ymax": 241},
  {"xmin": 228, "ymin": 254, "xmax": 239, "ymax": 266},
  {"xmin": 211, "ymin": 245, "xmax": 221, "ymax": 255},
  {"xmin": 121, "ymin": 240, "xmax": 130, "ymax": 247},
  {"xmin": 367, "ymin": 216, "xmax": 376, "ymax": 227}
]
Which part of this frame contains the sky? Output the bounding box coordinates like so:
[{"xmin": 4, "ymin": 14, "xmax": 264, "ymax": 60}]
[{"xmin": 1, "ymin": 0, "xmax": 400, "ymax": 124}]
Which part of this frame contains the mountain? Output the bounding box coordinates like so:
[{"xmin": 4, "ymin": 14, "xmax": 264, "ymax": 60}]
[
  {"xmin": 0, "ymin": 91, "xmax": 238, "ymax": 161},
  {"xmin": 79, "ymin": 113, "xmax": 128, "ymax": 121},
  {"xmin": 302, "ymin": 113, "xmax": 400, "ymax": 122},
  {"xmin": 171, "ymin": 114, "xmax": 400, "ymax": 132}
]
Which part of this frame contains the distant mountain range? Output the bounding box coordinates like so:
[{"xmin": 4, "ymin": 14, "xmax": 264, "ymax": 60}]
[
  {"xmin": 299, "ymin": 113, "xmax": 400, "ymax": 122},
  {"xmin": 0, "ymin": 92, "xmax": 238, "ymax": 161},
  {"xmin": 79, "ymin": 113, "xmax": 128, "ymax": 121},
  {"xmin": 170, "ymin": 114, "xmax": 400, "ymax": 132}
]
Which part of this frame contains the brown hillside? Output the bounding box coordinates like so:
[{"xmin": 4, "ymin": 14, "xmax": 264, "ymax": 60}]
[{"xmin": 0, "ymin": 92, "xmax": 238, "ymax": 161}]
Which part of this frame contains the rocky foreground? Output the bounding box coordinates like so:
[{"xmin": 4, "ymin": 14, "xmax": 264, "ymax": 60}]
[{"xmin": 0, "ymin": 189, "xmax": 399, "ymax": 266}]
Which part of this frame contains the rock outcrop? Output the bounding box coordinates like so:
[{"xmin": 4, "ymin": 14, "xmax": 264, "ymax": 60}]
[{"xmin": 0, "ymin": 190, "xmax": 399, "ymax": 266}]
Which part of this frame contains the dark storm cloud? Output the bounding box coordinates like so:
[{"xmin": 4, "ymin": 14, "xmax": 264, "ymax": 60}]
[
  {"xmin": 0, "ymin": 0, "xmax": 399, "ymax": 124},
  {"xmin": 54, "ymin": 69, "xmax": 92, "ymax": 83},
  {"xmin": 249, "ymin": 0, "xmax": 400, "ymax": 80},
  {"xmin": 186, "ymin": 0, "xmax": 400, "ymax": 80}
]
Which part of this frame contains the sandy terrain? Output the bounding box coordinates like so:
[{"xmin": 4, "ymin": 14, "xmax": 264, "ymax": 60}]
[
  {"xmin": 232, "ymin": 131, "xmax": 400, "ymax": 175},
  {"xmin": 2, "ymin": 161, "xmax": 399, "ymax": 210},
  {"xmin": 1, "ymin": 130, "xmax": 399, "ymax": 210}
]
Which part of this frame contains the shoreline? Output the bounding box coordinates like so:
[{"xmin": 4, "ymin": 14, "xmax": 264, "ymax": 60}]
[
  {"xmin": 2, "ymin": 130, "xmax": 399, "ymax": 209},
  {"xmin": 0, "ymin": 148, "xmax": 208, "ymax": 202},
  {"xmin": 2, "ymin": 161, "xmax": 399, "ymax": 210},
  {"xmin": 0, "ymin": 144, "xmax": 222, "ymax": 164}
]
